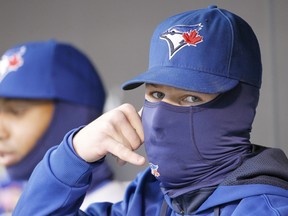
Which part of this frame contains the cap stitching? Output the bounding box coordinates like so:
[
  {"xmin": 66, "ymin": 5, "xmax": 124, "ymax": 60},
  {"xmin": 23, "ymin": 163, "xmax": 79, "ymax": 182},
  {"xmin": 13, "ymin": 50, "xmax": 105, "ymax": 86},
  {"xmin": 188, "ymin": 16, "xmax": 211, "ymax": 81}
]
[{"xmin": 216, "ymin": 8, "xmax": 234, "ymax": 78}]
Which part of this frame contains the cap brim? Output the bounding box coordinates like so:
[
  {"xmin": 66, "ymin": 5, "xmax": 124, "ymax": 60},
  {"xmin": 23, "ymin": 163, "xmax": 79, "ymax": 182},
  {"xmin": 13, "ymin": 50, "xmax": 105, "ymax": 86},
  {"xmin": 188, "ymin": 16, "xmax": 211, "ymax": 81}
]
[{"xmin": 122, "ymin": 67, "xmax": 239, "ymax": 94}]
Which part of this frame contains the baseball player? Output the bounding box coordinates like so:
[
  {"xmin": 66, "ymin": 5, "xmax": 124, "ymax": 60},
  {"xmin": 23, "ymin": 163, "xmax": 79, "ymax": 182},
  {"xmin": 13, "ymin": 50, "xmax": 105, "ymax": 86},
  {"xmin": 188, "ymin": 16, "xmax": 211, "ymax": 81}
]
[{"xmin": 0, "ymin": 40, "xmax": 127, "ymax": 214}]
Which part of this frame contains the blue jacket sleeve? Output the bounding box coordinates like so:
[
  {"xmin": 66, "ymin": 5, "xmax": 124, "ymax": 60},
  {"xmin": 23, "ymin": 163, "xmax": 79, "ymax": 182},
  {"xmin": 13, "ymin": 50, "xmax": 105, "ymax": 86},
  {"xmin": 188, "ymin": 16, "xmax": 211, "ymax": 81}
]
[{"xmin": 13, "ymin": 128, "xmax": 164, "ymax": 216}]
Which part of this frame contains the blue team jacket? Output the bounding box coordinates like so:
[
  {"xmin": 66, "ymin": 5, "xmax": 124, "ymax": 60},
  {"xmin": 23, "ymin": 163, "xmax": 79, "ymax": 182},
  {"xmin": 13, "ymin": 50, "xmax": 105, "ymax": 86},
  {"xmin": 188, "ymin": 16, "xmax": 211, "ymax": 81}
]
[{"xmin": 13, "ymin": 131, "xmax": 288, "ymax": 216}]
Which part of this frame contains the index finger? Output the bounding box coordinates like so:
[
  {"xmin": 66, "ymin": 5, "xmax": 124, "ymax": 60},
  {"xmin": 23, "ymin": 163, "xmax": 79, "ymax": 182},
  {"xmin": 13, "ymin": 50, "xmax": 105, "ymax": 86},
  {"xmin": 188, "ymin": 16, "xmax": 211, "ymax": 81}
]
[{"xmin": 107, "ymin": 139, "xmax": 146, "ymax": 166}]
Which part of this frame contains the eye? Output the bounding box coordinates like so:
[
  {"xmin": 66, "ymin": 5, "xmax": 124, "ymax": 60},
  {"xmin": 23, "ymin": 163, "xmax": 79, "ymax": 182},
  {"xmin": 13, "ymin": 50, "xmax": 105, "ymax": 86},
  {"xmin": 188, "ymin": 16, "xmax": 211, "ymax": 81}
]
[
  {"xmin": 185, "ymin": 95, "xmax": 201, "ymax": 103},
  {"xmin": 145, "ymin": 90, "xmax": 165, "ymax": 102},
  {"xmin": 180, "ymin": 95, "xmax": 204, "ymax": 106},
  {"xmin": 7, "ymin": 106, "xmax": 28, "ymax": 116},
  {"xmin": 4, "ymin": 103, "xmax": 32, "ymax": 117},
  {"xmin": 151, "ymin": 91, "xmax": 165, "ymax": 100}
]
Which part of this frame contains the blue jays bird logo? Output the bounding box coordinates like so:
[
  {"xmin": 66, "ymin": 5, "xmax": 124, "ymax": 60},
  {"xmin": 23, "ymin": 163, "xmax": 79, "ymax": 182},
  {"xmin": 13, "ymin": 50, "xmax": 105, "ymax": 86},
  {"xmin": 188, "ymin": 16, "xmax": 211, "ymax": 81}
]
[
  {"xmin": 149, "ymin": 163, "xmax": 160, "ymax": 177},
  {"xmin": 0, "ymin": 46, "xmax": 26, "ymax": 82},
  {"xmin": 160, "ymin": 23, "xmax": 204, "ymax": 59}
]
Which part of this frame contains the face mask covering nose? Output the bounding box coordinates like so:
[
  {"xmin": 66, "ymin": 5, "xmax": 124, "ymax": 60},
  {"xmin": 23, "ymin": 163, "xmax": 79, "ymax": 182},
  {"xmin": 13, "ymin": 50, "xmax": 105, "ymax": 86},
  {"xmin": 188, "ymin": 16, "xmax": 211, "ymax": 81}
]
[{"xmin": 142, "ymin": 83, "xmax": 259, "ymax": 198}]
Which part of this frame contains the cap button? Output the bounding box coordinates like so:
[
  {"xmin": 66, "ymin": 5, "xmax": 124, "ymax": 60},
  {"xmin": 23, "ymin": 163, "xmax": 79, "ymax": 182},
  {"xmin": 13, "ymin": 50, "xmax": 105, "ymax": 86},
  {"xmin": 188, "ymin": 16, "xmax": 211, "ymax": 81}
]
[{"xmin": 208, "ymin": 5, "xmax": 218, "ymax": 9}]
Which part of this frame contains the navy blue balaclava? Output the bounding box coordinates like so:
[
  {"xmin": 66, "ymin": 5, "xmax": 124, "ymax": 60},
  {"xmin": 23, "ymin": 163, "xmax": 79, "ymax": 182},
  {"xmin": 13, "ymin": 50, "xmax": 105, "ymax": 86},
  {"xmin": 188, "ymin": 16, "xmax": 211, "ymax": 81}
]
[{"xmin": 142, "ymin": 83, "xmax": 259, "ymax": 198}]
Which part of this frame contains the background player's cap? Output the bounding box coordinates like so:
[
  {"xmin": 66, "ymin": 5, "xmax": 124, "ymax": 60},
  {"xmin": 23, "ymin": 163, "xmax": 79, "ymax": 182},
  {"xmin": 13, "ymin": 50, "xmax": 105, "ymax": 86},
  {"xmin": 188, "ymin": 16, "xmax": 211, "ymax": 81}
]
[
  {"xmin": 0, "ymin": 39, "xmax": 106, "ymax": 112},
  {"xmin": 122, "ymin": 5, "xmax": 262, "ymax": 93}
]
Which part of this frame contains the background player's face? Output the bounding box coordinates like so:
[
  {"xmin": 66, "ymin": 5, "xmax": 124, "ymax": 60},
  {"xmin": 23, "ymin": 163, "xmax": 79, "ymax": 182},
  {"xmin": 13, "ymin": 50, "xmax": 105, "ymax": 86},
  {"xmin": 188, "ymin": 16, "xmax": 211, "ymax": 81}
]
[{"xmin": 0, "ymin": 99, "xmax": 54, "ymax": 166}]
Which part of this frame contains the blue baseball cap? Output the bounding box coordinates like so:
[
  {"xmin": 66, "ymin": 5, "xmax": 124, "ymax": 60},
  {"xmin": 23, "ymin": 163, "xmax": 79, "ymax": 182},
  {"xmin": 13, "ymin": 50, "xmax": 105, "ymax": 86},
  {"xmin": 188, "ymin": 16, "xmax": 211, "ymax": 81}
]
[
  {"xmin": 0, "ymin": 39, "xmax": 106, "ymax": 112},
  {"xmin": 122, "ymin": 5, "xmax": 262, "ymax": 93}
]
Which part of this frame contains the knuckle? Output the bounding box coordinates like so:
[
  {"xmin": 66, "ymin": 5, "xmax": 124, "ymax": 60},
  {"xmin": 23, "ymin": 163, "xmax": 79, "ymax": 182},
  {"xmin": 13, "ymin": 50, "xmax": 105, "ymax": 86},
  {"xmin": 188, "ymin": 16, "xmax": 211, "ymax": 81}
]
[
  {"xmin": 120, "ymin": 103, "xmax": 136, "ymax": 113},
  {"xmin": 112, "ymin": 109, "xmax": 127, "ymax": 121},
  {"xmin": 100, "ymin": 120, "xmax": 115, "ymax": 132},
  {"xmin": 130, "ymin": 135, "xmax": 142, "ymax": 150}
]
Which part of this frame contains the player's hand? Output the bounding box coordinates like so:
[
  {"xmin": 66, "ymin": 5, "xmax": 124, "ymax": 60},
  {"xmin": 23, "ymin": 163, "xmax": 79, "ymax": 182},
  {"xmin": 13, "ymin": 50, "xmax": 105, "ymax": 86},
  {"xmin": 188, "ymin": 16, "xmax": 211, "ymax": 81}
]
[{"xmin": 72, "ymin": 103, "xmax": 145, "ymax": 166}]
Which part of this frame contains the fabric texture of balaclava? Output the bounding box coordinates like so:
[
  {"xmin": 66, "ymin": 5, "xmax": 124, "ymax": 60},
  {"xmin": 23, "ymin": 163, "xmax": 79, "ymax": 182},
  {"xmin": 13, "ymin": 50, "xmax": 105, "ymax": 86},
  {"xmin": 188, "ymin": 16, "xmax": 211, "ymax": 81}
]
[{"xmin": 142, "ymin": 83, "xmax": 259, "ymax": 198}]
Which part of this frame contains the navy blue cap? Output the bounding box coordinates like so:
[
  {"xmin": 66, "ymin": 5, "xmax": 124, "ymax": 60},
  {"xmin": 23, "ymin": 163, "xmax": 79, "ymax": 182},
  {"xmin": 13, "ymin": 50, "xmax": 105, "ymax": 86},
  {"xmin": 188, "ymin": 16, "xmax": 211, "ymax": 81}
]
[
  {"xmin": 122, "ymin": 5, "xmax": 262, "ymax": 93},
  {"xmin": 0, "ymin": 40, "xmax": 106, "ymax": 112}
]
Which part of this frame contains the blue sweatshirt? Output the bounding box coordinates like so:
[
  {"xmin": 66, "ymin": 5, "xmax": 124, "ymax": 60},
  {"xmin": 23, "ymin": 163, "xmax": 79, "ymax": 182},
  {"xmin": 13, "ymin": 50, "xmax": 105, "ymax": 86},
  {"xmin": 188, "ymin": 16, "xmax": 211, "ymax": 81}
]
[{"xmin": 13, "ymin": 130, "xmax": 288, "ymax": 216}]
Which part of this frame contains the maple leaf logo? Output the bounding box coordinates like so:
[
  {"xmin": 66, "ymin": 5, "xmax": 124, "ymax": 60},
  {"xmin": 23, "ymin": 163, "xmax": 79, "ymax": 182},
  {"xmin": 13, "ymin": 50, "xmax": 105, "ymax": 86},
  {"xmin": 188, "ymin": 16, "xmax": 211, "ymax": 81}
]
[
  {"xmin": 0, "ymin": 46, "xmax": 26, "ymax": 82},
  {"xmin": 8, "ymin": 55, "xmax": 22, "ymax": 69},
  {"xmin": 182, "ymin": 30, "xmax": 203, "ymax": 46},
  {"xmin": 160, "ymin": 23, "xmax": 204, "ymax": 59}
]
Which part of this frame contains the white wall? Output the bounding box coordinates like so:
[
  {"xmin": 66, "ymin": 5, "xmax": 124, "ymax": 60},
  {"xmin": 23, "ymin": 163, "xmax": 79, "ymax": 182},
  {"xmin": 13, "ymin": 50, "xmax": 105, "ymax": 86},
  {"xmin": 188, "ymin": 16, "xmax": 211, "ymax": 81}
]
[{"xmin": 0, "ymin": 0, "xmax": 287, "ymax": 180}]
